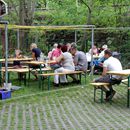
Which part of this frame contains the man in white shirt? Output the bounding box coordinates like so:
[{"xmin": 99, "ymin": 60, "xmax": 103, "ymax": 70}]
[{"xmin": 94, "ymin": 49, "xmax": 122, "ymax": 101}]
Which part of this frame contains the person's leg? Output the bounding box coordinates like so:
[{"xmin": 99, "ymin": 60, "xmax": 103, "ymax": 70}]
[
  {"xmin": 70, "ymin": 66, "xmax": 80, "ymax": 82},
  {"xmin": 94, "ymin": 75, "xmax": 112, "ymax": 99},
  {"xmin": 29, "ymin": 65, "xmax": 40, "ymax": 80},
  {"xmin": 54, "ymin": 67, "xmax": 63, "ymax": 84},
  {"xmin": 106, "ymin": 87, "xmax": 116, "ymax": 101},
  {"xmin": 56, "ymin": 68, "xmax": 74, "ymax": 84},
  {"xmin": 59, "ymin": 68, "xmax": 74, "ymax": 83}
]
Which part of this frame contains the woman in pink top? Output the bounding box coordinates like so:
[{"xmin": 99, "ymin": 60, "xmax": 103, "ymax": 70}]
[
  {"xmin": 50, "ymin": 44, "xmax": 62, "ymax": 69},
  {"xmin": 50, "ymin": 44, "xmax": 62, "ymax": 60}
]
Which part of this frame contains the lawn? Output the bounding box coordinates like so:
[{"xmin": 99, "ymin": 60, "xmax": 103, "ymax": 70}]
[{"xmin": 0, "ymin": 73, "xmax": 130, "ymax": 130}]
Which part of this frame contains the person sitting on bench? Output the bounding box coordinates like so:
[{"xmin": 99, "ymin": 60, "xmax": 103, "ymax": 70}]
[
  {"xmin": 54, "ymin": 45, "xmax": 75, "ymax": 86},
  {"xmin": 13, "ymin": 49, "xmax": 23, "ymax": 68},
  {"xmin": 30, "ymin": 43, "xmax": 42, "ymax": 80},
  {"xmin": 94, "ymin": 49, "xmax": 122, "ymax": 101},
  {"xmin": 69, "ymin": 43, "xmax": 88, "ymax": 83}
]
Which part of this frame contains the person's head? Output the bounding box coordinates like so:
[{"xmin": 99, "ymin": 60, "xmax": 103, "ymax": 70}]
[
  {"xmin": 30, "ymin": 43, "xmax": 37, "ymax": 50},
  {"xmin": 102, "ymin": 44, "xmax": 108, "ymax": 50},
  {"xmin": 92, "ymin": 45, "xmax": 97, "ymax": 49},
  {"xmin": 15, "ymin": 49, "xmax": 21, "ymax": 56},
  {"xmin": 69, "ymin": 44, "xmax": 77, "ymax": 55},
  {"xmin": 53, "ymin": 43, "xmax": 58, "ymax": 49},
  {"xmin": 61, "ymin": 45, "xmax": 68, "ymax": 53},
  {"xmin": 104, "ymin": 49, "xmax": 112, "ymax": 58},
  {"xmin": 66, "ymin": 43, "xmax": 71, "ymax": 51},
  {"xmin": 57, "ymin": 44, "xmax": 62, "ymax": 49}
]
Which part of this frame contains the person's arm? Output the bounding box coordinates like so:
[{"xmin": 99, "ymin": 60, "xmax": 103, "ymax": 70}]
[
  {"xmin": 73, "ymin": 55, "xmax": 78, "ymax": 65},
  {"xmin": 32, "ymin": 52, "xmax": 36, "ymax": 60},
  {"xmin": 99, "ymin": 60, "xmax": 108, "ymax": 78},
  {"xmin": 102, "ymin": 67, "xmax": 107, "ymax": 76},
  {"xmin": 56, "ymin": 54, "xmax": 64, "ymax": 63}
]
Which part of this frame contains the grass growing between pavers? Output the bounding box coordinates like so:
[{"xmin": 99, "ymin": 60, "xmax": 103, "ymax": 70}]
[{"xmin": 0, "ymin": 73, "xmax": 130, "ymax": 129}]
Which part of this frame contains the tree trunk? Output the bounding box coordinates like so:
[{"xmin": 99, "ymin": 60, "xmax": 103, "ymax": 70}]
[
  {"xmin": 19, "ymin": 0, "xmax": 36, "ymax": 49},
  {"xmin": 80, "ymin": 0, "xmax": 93, "ymax": 52}
]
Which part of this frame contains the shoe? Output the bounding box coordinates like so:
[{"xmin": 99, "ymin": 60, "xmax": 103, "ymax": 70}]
[
  {"xmin": 104, "ymin": 98, "xmax": 110, "ymax": 102},
  {"xmin": 61, "ymin": 82, "xmax": 68, "ymax": 86},
  {"xmin": 71, "ymin": 80, "xmax": 81, "ymax": 84},
  {"xmin": 53, "ymin": 83, "xmax": 59, "ymax": 87},
  {"xmin": 107, "ymin": 90, "xmax": 116, "ymax": 100},
  {"xmin": 34, "ymin": 78, "xmax": 38, "ymax": 81}
]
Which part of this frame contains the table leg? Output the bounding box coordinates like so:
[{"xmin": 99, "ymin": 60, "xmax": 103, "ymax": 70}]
[
  {"xmin": 48, "ymin": 76, "xmax": 50, "ymax": 90},
  {"xmin": 127, "ymin": 76, "xmax": 130, "ymax": 108}
]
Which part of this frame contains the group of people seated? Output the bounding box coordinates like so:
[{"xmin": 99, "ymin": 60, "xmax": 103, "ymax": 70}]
[
  {"xmin": 12, "ymin": 42, "xmax": 88, "ymax": 85},
  {"xmin": 48, "ymin": 43, "xmax": 88, "ymax": 86},
  {"xmin": 86, "ymin": 44, "xmax": 122, "ymax": 101},
  {"xmin": 12, "ymin": 42, "xmax": 123, "ymax": 102}
]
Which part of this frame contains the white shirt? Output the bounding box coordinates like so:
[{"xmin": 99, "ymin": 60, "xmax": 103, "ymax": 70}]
[
  {"xmin": 99, "ymin": 50, "xmax": 105, "ymax": 58},
  {"xmin": 103, "ymin": 56, "xmax": 122, "ymax": 79}
]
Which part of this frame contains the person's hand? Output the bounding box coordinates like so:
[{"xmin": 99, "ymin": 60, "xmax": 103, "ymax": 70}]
[{"xmin": 99, "ymin": 63, "xmax": 103, "ymax": 67}]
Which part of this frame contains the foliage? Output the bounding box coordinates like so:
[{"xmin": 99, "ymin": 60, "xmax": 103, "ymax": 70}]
[{"xmin": 1, "ymin": 0, "xmax": 130, "ymax": 62}]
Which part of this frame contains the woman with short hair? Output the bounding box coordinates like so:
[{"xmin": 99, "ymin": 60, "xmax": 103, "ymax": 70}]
[{"xmin": 54, "ymin": 45, "xmax": 75, "ymax": 86}]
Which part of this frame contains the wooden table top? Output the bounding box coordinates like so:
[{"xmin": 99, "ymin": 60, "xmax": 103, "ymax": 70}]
[
  {"xmin": 1, "ymin": 68, "xmax": 29, "ymax": 72},
  {"xmin": 25, "ymin": 60, "xmax": 56, "ymax": 65},
  {"xmin": 107, "ymin": 69, "xmax": 130, "ymax": 76},
  {"xmin": 0, "ymin": 58, "xmax": 33, "ymax": 62}
]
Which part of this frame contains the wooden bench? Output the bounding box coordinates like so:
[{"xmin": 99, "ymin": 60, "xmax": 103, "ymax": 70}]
[
  {"xmin": 90, "ymin": 82, "xmax": 110, "ymax": 103},
  {"xmin": 121, "ymin": 79, "xmax": 128, "ymax": 85},
  {"xmin": 1, "ymin": 68, "xmax": 29, "ymax": 86},
  {"xmin": 90, "ymin": 78, "xmax": 129, "ymax": 103},
  {"xmin": 29, "ymin": 67, "xmax": 52, "ymax": 72},
  {"xmin": 38, "ymin": 71, "xmax": 85, "ymax": 90}
]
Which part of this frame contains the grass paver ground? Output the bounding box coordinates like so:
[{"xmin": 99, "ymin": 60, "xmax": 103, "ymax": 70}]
[{"xmin": 0, "ymin": 75, "xmax": 130, "ymax": 129}]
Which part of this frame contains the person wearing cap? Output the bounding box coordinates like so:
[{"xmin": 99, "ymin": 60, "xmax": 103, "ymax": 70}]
[
  {"xmin": 94, "ymin": 49, "xmax": 122, "ymax": 101},
  {"xmin": 70, "ymin": 44, "xmax": 88, "ymax": 83},
  {"xmin": 99, "ymin": 44, "xmax": 108, "ymax": 58},
  {"xmin": 92, "ymin": 44, "xmax": 108, "ymax": 74}
]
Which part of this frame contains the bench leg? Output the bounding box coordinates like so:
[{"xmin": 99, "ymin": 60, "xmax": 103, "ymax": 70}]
[
  {"xmin": 127, "ymin": 87, "xmax": 130, "ymax": 108},
  {"xmin": 79, "ymin": 73, "xmax": 82, "ymax": 84},
  {"xmin": 48, "ymin": 76, "xmax": 51, "ymax": 90},
  {"xmin": 94, "ymin": 87, "xmax": 96, "ymax": 102},
  {"xmin": 101, "ymin": 88, "xmax": 104, "ymax": 103},
  {"xmin": 28, "ymin": 70, "xmax": 31, "ymax": 87},
  {"xmin": 38, "ymin": 76, "xmax": 42, "ymax": 89},
  {"xmin": 127, "ymin": 76, "xmax": 130, "ymax": 107},
  {"xmin": 24, "ymin": 73, "xmax": 26, "ymax": 86},
  {"xmin": 84, "ymin": 73, "xmax": 87, "ymax": 84}
]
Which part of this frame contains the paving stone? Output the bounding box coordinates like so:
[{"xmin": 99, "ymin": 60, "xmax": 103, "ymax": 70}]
[{"xmin": 0, "ymin": 87, "xmax": 130, "ymax": 130}]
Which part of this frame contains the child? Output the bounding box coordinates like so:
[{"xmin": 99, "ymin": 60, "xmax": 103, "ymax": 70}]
[{"xmin": 13, "ymin": 49, "xmax": 22, "ymax": 68}]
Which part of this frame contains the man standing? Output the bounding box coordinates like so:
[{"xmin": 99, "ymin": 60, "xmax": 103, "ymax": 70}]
[{"xmin": 94, "ymin": 50, "xmax": 122, "ymax": 101}]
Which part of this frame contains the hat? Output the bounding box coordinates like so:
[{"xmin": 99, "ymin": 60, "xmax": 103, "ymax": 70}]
[
  {"xmin": 53, "ymin": 43, "xmax": 58, "ymax": 48},
  {"xmin": 102, "ymin": 44, "xmax": 108, "ymax": 49},
  {"xmin": 104, "ymin": 49, "xmax": 112, "ymax": 56}
]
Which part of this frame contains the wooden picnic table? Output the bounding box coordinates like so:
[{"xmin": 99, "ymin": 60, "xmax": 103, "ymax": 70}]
[
  {"xmin": 0, "ymin": 57, "xmax": 33, "ymax": 62},
  {"xmin": 25, "ymin": 60, "xmax": 55, "ymax": 86},
  {"xmin": 107, "ymin": 69, "xmax": 130, "ymax": 108},
  {"xmin": 25, "ymin": 60, "xmax": 56, "ymax": 74},
  {"xmin": 1, "ymin": 68, "xmax": 29, "ymax": 86},
  {"xmin": 25, "ymin": 60, "xmax": 56, "ymax": 65}
]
